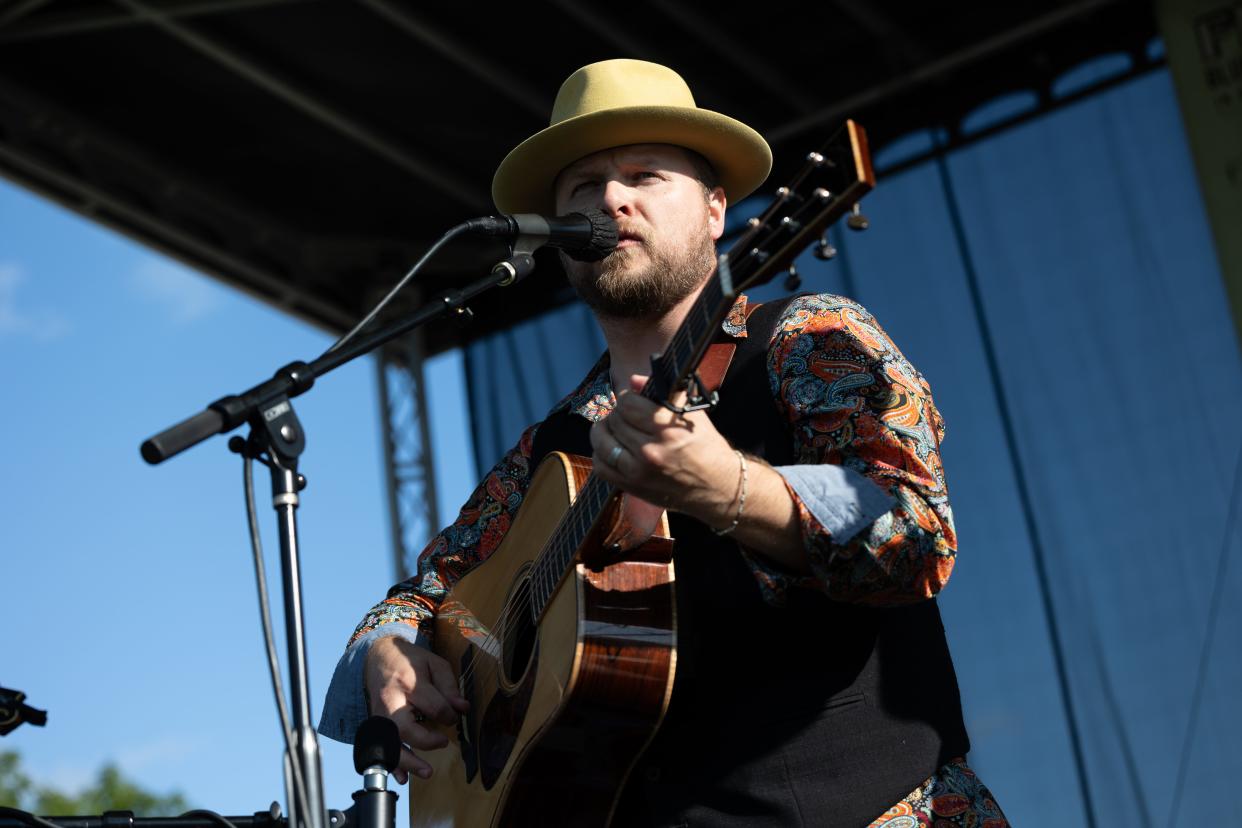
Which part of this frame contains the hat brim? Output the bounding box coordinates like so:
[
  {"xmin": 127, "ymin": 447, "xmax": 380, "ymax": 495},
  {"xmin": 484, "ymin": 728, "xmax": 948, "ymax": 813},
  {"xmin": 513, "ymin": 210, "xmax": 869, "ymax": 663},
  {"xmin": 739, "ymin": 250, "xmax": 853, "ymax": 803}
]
[{"xmin": 491, "ymin": 105, "xmax": 772, "ymax": 215}]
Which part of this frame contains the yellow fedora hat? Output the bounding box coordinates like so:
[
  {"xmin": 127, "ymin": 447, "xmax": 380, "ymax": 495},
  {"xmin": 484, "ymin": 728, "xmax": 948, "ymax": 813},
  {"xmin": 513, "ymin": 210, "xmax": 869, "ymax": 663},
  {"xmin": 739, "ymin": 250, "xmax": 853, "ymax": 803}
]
[{"xmin": 492, "ymin": 59, "xmax": 772, "ymax": 215}]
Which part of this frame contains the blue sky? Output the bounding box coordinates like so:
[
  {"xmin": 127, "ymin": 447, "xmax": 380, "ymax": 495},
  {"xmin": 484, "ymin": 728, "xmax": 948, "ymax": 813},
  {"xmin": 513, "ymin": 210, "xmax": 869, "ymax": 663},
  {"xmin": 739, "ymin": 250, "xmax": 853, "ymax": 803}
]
[{"xmin": 1, "ymin": 176, "xmax": 474, "ymax": 821}]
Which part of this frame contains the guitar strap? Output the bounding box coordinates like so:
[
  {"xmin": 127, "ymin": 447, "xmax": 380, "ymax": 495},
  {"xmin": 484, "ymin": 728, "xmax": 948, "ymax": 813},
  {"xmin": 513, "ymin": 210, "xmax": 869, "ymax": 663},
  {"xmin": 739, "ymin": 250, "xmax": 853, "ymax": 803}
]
[{"xmin": 693, "ymin": 300, "xmax": 761, "ymax": 396}]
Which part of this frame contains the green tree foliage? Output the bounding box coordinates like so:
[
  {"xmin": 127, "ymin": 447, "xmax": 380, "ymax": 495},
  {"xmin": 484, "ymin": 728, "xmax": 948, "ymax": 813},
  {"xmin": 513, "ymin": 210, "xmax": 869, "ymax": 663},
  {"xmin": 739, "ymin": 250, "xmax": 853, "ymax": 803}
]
[
  {"xmin": 0, "ymin": 752, "xmax": 32, "ymax": 810},
  {"xmin": 0, "ymin": 751, "xmax": 189, "ymax": 817}
]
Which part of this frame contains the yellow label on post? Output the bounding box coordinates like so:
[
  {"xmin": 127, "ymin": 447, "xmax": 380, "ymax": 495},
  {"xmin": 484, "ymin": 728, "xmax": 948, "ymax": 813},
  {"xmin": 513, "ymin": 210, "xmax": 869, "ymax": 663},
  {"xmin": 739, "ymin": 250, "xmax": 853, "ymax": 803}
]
[{"xmin": 1156, "ymin": 0, "xmax": 1242, "ymax": 340}]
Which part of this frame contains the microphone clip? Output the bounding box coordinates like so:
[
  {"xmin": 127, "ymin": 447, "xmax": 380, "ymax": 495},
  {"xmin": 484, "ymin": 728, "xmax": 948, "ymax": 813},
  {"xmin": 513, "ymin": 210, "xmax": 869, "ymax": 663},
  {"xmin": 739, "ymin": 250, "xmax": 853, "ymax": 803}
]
[
  {"xmin": 492, "ymin": 251, "xmax": 536, "ymax": 287},
  {"xmin": 0, "ymin": 686, "xmax": 47, "ymax": 736}
]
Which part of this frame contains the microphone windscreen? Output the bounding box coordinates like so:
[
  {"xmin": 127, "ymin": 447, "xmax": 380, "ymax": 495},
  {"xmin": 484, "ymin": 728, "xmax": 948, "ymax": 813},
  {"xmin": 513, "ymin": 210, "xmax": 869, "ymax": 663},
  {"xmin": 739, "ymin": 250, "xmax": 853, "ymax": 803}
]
[
  {"xmin": 353, "ymin": 716, "xmax": 402, "ymax": 774},
  {"xmin": 565, "ymin": 209, "xmax": 618, "ymax": 262}
]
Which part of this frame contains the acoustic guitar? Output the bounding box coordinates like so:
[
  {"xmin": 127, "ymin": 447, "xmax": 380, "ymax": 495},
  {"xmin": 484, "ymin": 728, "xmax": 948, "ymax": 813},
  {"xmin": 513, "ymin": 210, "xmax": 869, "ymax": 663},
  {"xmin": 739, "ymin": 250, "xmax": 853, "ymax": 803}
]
[{"xmin": 415, "ymin": 121, "xmax": 876, "ymax": 828}]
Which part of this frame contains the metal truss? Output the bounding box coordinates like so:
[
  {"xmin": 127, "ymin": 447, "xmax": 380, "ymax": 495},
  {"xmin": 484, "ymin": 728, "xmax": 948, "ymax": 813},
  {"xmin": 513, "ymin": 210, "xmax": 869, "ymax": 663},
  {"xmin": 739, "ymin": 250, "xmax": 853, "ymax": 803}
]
[{"xmin": 376, "ymin": 331, "xmax": 439, "ymax": 583}]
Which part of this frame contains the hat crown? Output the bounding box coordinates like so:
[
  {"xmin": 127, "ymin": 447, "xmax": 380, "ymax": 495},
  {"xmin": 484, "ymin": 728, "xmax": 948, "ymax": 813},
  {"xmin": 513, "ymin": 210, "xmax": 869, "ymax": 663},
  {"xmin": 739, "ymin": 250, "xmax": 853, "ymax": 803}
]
[
  {"xmin": 550, "ymin": 59, "xmax": 697, "ymax": 126},
  {"xmin": 493, "ymin": 59, "xmax": 770, "ymax": 214}
]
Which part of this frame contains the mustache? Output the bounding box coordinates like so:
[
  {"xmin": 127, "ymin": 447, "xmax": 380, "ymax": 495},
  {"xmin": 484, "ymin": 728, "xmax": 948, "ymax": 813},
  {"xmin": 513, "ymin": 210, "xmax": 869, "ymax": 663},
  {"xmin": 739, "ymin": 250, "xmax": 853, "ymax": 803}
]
[{"xmin": 614, "ymin": 223, "xmax": 646, "ymax": 243}]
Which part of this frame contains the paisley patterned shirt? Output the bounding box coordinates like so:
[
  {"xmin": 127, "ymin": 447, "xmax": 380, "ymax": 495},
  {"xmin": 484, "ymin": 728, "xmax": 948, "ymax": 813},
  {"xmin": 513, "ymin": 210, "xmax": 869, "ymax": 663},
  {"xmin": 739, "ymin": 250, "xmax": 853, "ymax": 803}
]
[
  {"xmin": 872, "ymin": 758, "xmax": 1010, "ymax": 827},
  {"xmin": 340, "ymin": 293, "xmax": 1007, "ymax": 825}
]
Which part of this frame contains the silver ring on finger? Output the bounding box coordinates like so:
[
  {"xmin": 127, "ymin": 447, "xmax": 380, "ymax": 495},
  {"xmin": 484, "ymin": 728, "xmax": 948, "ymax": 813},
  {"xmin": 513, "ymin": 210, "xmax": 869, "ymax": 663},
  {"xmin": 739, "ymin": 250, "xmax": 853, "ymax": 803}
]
[{"xmin": 607, "ymin": 443, "xmax": 624, "ymax": 468}]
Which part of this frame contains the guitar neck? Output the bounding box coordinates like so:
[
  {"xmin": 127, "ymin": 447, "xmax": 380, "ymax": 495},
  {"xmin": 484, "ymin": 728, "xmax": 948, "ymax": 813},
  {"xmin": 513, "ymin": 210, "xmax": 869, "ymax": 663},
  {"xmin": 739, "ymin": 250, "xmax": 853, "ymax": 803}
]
[
  {"xmin": 641, "ymin": 274, "xmax": 737, "ymax": 404},
  {"xmin": 528, "ymin": 473, "xmax": 613, "ymax": 617}
]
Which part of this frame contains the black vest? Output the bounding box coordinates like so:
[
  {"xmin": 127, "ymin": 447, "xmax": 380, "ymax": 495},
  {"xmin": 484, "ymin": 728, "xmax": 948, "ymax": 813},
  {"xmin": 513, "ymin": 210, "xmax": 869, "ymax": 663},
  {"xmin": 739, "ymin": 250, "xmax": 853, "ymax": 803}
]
[{"xmin": 531, "ymin": 299, "xmax": 970, "ymax": 827}]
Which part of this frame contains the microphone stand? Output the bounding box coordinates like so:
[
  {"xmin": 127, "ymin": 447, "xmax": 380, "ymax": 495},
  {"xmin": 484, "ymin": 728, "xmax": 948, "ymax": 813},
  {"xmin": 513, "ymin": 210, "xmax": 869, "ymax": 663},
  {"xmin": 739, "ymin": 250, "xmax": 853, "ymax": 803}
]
[{"xmin": 139, "ymin": 248, "xmax": 538, "ymax": 828}]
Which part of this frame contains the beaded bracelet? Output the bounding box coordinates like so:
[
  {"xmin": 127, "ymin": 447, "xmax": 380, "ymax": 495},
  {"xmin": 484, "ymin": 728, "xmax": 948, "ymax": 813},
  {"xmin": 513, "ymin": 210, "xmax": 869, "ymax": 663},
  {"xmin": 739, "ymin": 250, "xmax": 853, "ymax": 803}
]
[{"xmin": 713, "ymin": 449, "xmax": 748, "ymax": 537}]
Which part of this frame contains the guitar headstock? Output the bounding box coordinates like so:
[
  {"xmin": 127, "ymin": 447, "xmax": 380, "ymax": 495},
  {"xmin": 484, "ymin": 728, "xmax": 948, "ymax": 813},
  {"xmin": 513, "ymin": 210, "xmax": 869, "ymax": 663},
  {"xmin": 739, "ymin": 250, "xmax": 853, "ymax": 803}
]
[
  {"xmin": 642, "ymin": 120, "xmax": 875, "ymax": 404},
  {"xmin": 718, "ymin": 120, "xmax": 875, "ymax": 297}
]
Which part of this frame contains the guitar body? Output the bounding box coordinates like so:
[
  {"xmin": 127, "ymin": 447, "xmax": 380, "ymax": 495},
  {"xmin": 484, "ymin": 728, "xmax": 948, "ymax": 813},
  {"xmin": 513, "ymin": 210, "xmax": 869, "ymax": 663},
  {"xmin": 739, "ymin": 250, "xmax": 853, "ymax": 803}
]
[{"xmin": 414, "ymin": 451, "xmax": 677, "ymax": 828}]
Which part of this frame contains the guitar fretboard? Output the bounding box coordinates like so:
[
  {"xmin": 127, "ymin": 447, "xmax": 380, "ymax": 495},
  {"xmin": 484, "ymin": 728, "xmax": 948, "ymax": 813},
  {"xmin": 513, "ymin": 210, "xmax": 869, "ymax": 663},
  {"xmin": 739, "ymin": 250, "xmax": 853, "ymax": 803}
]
[{"xmin": 528, "ymin": 473, "xmax": 611, "ymax": 616}]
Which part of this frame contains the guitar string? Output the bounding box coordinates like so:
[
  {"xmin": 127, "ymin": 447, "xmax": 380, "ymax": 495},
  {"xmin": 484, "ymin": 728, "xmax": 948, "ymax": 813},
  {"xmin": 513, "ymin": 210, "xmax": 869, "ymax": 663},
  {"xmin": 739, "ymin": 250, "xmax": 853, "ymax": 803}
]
[
  {"xmin": 456, "ymin": 473, "xmax": 610, "ymax": 683},
  {"xmin": 460, "ymin": 470, "xmax": 621, "ymax": 691},
  {"xmin": 454, "ymin": 472, "xmax": 610, "ymax": 687}
]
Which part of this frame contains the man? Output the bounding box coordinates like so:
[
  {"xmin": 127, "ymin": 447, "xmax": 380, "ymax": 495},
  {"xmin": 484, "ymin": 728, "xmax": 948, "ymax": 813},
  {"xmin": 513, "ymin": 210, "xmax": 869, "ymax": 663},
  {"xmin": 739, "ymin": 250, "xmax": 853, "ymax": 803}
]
[{"xmin": 321, "ymin": 59, "xmax": 1009, "ymax": 827}]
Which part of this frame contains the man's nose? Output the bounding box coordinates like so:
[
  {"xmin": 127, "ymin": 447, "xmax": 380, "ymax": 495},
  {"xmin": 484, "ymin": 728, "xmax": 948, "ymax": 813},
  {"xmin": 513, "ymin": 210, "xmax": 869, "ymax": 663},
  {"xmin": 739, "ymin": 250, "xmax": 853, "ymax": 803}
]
[{"xmin": 599, "ymin": 179, "xmax": 635, "ymax": 217}]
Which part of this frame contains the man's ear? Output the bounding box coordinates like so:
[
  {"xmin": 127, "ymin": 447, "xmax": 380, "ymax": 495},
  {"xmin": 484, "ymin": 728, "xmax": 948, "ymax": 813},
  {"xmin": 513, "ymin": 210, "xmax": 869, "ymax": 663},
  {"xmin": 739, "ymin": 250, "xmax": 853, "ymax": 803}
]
[{"xmin": 708, "ymin": 186, "xmax": 727, "ymax": 241}]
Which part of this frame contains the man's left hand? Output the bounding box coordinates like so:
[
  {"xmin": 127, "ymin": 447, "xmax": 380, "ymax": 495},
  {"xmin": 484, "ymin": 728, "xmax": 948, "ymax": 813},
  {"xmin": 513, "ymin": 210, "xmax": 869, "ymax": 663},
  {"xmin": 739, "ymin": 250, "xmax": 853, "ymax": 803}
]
[
  {"xmin": 589, "ymin": 374, "xmax": 738, "ymax": 526},
  {"xmin": 592, "ymin": 374, "xmax": 808, "ymax": 571}
]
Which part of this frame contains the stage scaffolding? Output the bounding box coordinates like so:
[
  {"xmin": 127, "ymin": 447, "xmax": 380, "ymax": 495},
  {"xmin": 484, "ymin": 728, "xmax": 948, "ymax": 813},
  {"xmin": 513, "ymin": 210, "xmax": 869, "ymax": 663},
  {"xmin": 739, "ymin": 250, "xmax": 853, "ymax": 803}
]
[{"xmin": 375, "ymin": 331, "xmax": 439, "ymax": 584}]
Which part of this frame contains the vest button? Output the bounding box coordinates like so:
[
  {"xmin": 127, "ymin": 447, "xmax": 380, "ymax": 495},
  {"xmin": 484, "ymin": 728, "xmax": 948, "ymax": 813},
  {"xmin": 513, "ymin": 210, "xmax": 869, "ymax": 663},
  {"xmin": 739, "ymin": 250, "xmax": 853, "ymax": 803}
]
[{"xmin": 644, "ymin": 766, "xmax": 661, "ymax": 782}]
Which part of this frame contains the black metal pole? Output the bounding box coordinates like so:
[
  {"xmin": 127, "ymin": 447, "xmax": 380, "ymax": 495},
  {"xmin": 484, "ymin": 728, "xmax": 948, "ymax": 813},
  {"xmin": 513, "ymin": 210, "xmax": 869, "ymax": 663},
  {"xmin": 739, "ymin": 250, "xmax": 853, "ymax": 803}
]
[{"xmin": 268, "ymin": 454, "xmax": 326, "ymax": 828}]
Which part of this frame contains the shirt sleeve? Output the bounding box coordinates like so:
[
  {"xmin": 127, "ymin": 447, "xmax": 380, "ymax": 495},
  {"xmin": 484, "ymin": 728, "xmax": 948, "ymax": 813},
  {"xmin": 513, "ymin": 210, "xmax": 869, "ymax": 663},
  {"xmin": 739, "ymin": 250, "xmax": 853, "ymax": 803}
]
[
  {"xmin": 317, "ymin": 623, "xmax": 427, "ymax": 744},
  {"xmin": 347, "ymin": 421, "xmax": 540, "ymax": 646},
  {"xmin": 317, "ymin": 423, "xmax": 540, "ymax": 744},
  {"xmin": 743, "ymin": 293, "xmax": 958, "ymax": 607}
]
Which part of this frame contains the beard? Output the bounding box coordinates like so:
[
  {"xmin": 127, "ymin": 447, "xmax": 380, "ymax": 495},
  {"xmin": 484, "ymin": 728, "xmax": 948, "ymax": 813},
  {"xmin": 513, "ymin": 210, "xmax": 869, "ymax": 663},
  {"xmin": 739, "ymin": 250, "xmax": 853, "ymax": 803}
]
[{"xmin": 563, "ymin": 211, "xmax": 717, "ymax": 320}]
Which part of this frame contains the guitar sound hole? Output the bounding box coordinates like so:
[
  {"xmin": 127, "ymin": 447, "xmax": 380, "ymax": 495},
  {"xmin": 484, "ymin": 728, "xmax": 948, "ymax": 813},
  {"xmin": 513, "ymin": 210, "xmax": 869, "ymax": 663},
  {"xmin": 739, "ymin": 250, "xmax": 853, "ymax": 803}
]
[{"xmin": 500, "ymin": 581, "xmax": 537, "ymax": 686}]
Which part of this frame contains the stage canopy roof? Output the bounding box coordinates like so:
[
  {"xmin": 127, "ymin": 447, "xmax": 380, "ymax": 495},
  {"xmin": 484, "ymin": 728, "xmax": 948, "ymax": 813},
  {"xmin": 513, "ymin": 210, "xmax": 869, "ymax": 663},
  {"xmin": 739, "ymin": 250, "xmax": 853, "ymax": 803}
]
[{"xmin": 0, "ymin": 0, "xmax": 1159, "ymax": 354}]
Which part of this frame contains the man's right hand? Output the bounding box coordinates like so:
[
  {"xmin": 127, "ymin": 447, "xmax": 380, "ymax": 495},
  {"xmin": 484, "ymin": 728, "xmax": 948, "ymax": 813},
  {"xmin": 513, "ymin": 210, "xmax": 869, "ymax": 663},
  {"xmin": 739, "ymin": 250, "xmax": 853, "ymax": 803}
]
[{"xmin": 364, "ymin": 635, "xmax": 470, "ymax": 784}]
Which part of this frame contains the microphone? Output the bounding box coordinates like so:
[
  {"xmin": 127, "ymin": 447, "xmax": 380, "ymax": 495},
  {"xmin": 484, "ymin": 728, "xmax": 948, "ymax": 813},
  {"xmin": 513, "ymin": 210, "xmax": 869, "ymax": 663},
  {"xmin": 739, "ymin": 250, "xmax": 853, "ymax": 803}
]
[
  {"xmin": 353, "ymin": 716, "xmax": 402, "ymax": 774},
  {"xmin": 466, "ymin": 209, "xmax": 618, "ymax": 261}
]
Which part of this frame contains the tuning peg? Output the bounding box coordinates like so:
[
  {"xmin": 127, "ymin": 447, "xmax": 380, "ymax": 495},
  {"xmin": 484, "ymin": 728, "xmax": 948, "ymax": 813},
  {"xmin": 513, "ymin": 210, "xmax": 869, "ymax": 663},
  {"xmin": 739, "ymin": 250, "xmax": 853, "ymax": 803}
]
[
  {"xmin": 847, "ymin": 203, "xmax": 870, "ymax": 231},
  {"xmin": 813, "ymin": 235, "xmax": 837, "ymax": 260},
  {"xmin": 783, "ymin": 264, "xmax": 802, "ymax": 291}
]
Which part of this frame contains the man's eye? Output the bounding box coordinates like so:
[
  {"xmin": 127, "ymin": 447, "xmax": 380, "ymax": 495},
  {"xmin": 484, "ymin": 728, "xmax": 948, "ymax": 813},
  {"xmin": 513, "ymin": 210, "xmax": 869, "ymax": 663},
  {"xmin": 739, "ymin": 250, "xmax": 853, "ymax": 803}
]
[{"xmin": 572, "ymin": 180, "xmax": 599, "ymax": 194}]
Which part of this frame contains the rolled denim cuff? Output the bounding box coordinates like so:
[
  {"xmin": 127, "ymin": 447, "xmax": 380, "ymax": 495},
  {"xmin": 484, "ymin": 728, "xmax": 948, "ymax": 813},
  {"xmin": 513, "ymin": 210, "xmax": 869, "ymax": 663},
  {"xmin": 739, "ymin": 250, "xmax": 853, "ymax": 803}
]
[
  {"xmin": 316, "ymin": 624, "xmax": 428, "ymax": 744},
  {"xmin": 774, "ymin": 464, "xmax": 895, "ymax": 544}
]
